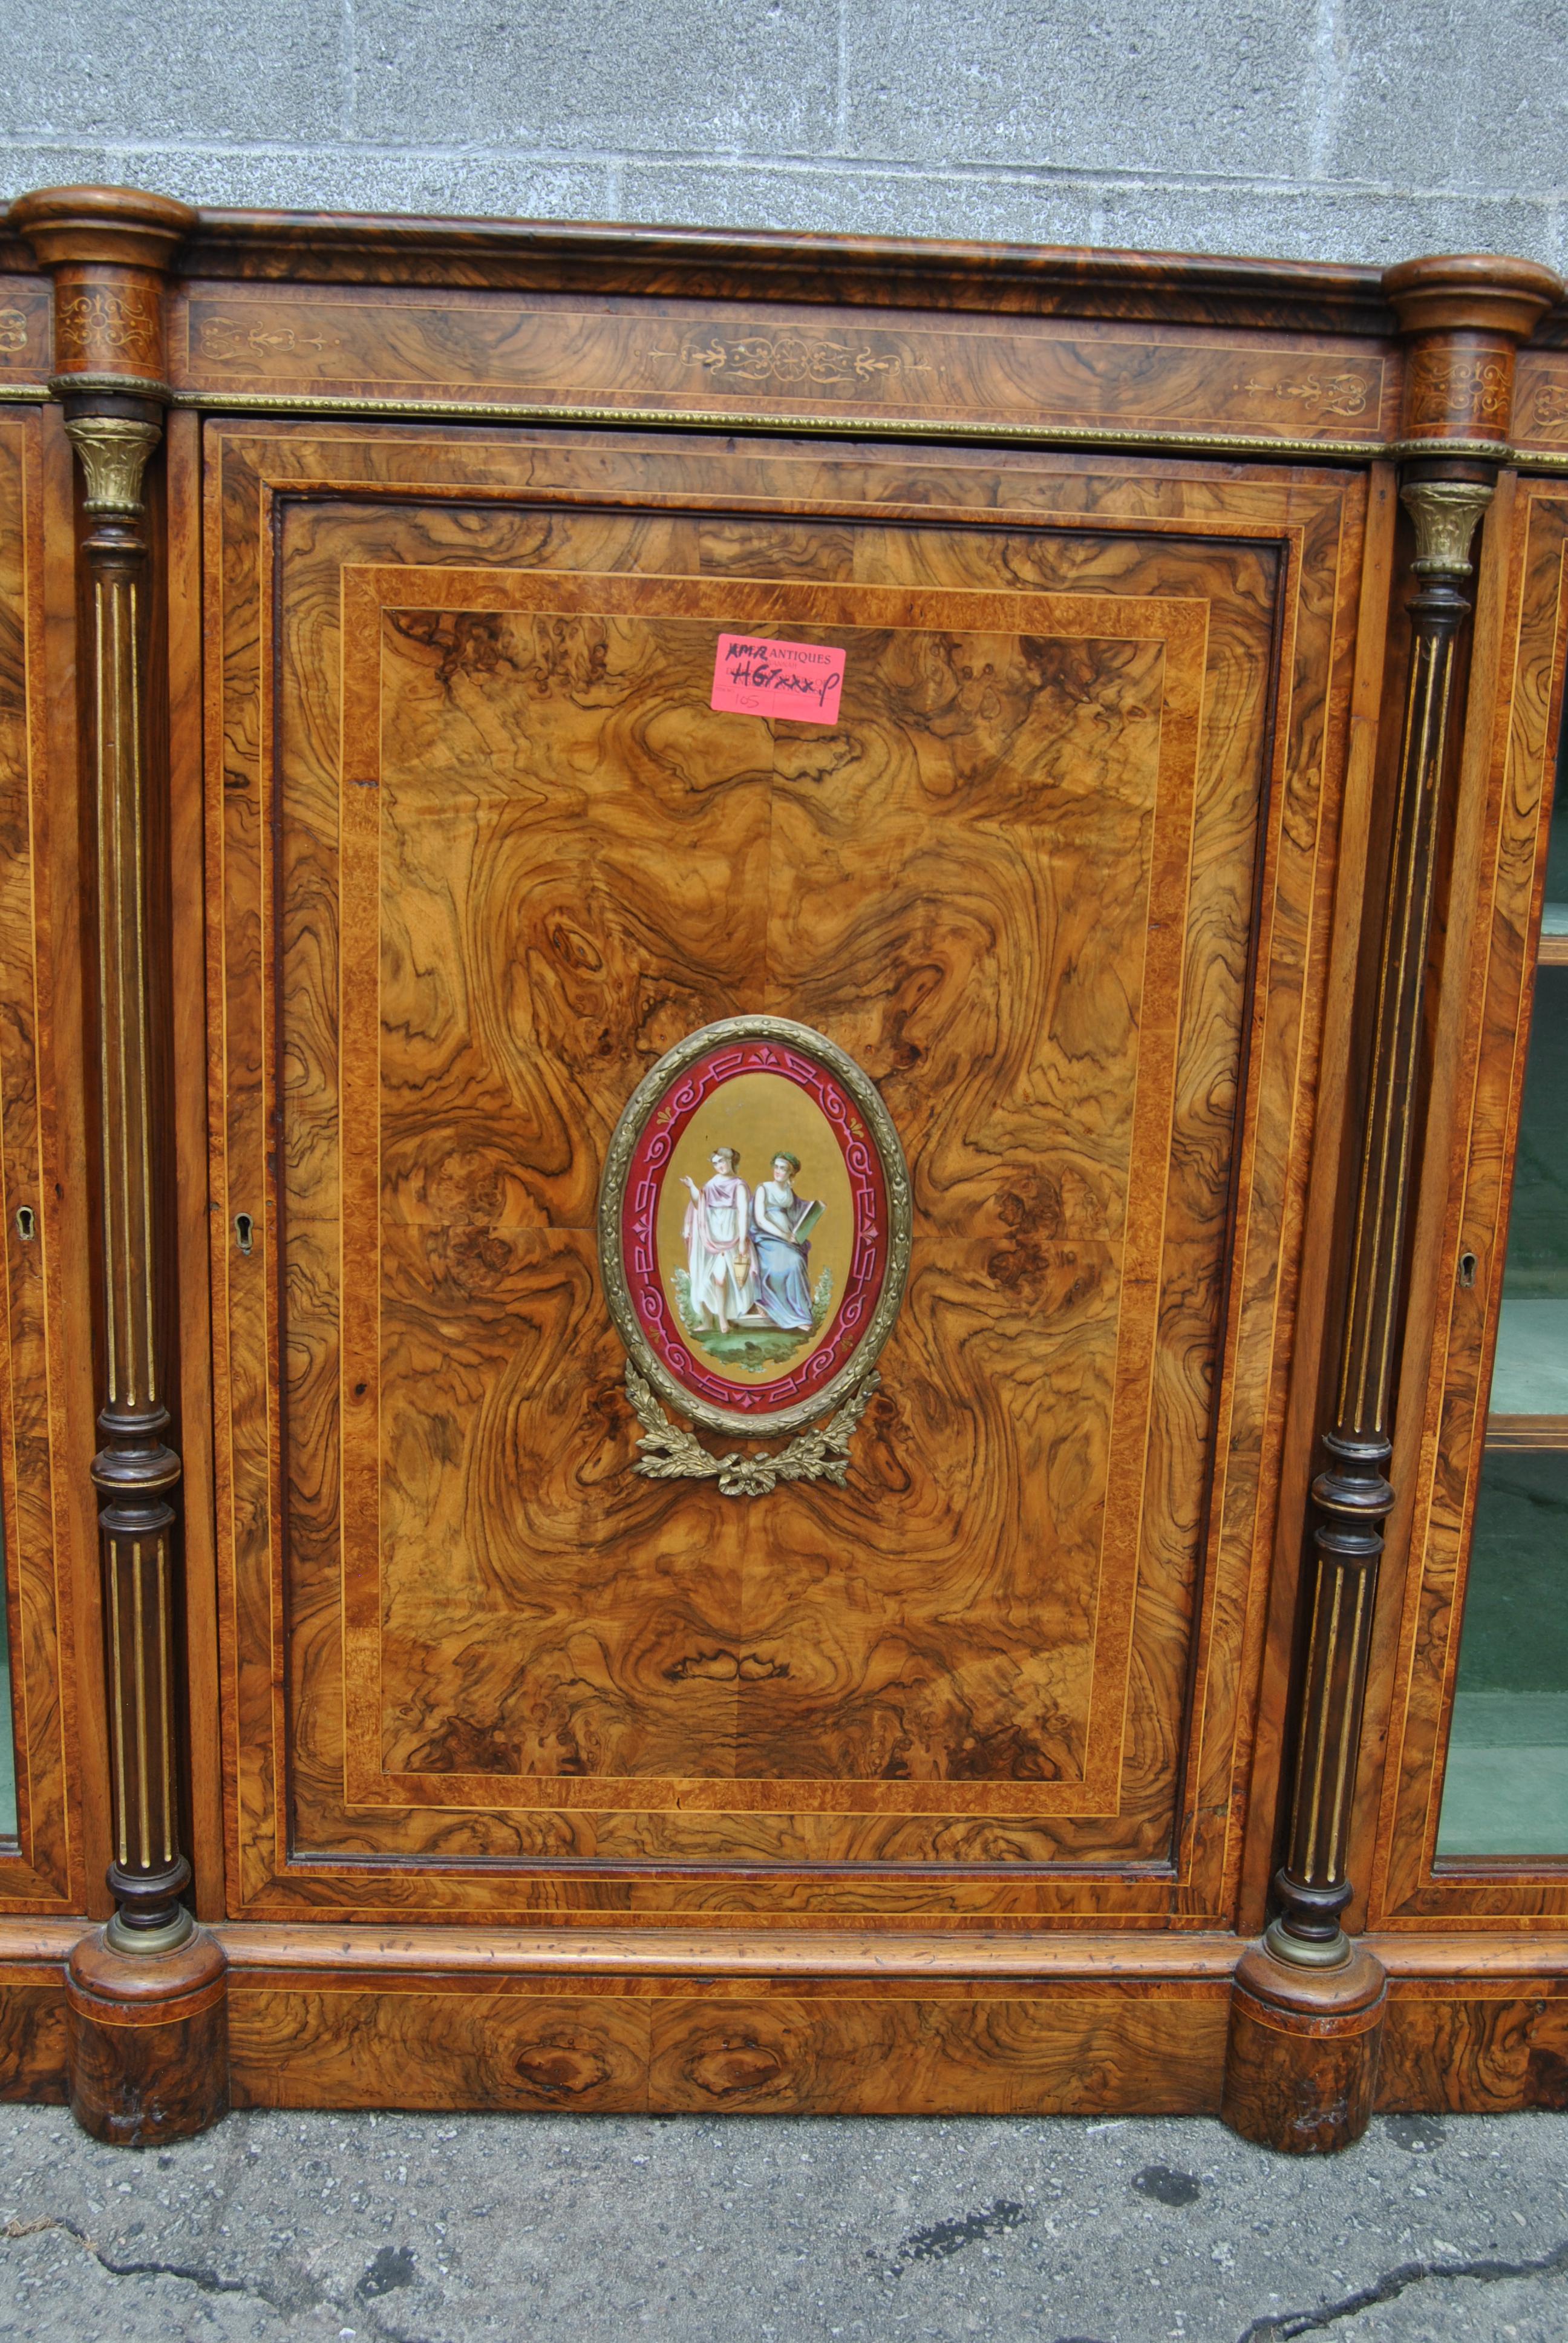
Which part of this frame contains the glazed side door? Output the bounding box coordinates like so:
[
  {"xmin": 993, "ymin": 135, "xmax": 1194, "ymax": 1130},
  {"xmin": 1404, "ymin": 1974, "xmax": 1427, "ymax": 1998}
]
[
  {"xmin": 204, "ymin": 418, "xmax": 1368, "ymax": 1929},
  {"xmin": 1370, "ymin": 477, "xmax": 1568, "ymax": 1956}
]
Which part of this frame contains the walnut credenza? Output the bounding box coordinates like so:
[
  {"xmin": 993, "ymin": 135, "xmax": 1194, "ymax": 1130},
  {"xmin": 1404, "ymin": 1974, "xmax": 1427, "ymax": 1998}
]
[{"xmin": 2, "ymin": 186, "xmax": 1567, "ymax": 2151}]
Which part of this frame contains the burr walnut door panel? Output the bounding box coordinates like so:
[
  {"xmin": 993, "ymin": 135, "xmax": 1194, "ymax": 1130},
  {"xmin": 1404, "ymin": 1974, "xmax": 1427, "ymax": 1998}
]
[
  {"xmin": 206, "ymin": 419, "xmax": 1367, "ymax": 1924},
  {"xmin": 0, "ymin": 407, "xmax": 88, "ymax": 1915}
]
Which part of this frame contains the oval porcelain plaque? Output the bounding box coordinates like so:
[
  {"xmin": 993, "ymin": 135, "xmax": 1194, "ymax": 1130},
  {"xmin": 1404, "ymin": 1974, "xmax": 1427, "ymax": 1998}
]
[{"xmin": 599, "ymin": 1017, "xmax": 910, "ymax": 1440}]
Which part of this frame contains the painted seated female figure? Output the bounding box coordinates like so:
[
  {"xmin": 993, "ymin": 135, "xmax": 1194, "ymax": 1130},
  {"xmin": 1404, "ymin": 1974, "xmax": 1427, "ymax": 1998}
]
[{"xmin": 751, "ymin": 1152, "xmax": 818, "ymax": 1332}]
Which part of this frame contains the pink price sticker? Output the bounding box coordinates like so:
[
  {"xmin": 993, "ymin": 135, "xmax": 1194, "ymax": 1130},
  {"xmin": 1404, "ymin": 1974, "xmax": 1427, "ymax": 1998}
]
[{"xmin": 710, "ymin": 633, "xmax": 846, "ymax": 725}]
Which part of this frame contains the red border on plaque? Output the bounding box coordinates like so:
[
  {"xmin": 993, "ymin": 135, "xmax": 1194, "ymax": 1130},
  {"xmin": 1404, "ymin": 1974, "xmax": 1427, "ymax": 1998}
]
[{"xmin": 621, "ymin": 1037, "xmax": 890, "ymax": 1416}]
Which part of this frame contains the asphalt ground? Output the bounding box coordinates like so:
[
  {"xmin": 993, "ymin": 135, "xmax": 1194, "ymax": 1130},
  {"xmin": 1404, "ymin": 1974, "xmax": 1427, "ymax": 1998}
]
[{"xmin": 2, "ymin": 2102, "xmax": 1566, "ymax": 2342}]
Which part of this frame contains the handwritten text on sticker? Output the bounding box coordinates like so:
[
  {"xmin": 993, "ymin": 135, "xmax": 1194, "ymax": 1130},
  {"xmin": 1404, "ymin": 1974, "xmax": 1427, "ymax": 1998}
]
[{"xmin": 711, "ymin": 634, "xmax": 846, "ymax": 724}]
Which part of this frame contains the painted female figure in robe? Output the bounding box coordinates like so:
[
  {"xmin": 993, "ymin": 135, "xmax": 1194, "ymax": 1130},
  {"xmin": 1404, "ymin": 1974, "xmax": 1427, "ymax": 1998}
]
[
  {"xmin": 681, "ymin": 1148, "xmax": 758, "ymax": 1334},
  {"xmin": 751, "ymin": 1152, "xmax": 818, "ymax": 1332}
]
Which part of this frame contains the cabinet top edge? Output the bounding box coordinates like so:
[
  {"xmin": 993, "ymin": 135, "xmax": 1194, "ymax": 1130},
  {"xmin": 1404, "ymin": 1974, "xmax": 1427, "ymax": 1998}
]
[
  {"xmin": 0, "ymin": 186, "xmax": 1492, "ymax": 336},
  {"xmin": 7, "ymin": 187, "xmax": 1568, "ymax": 345}
]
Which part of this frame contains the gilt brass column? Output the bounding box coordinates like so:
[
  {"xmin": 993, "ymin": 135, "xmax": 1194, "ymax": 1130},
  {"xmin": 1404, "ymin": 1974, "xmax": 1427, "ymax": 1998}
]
[
  {"xmin": 67, "ymin": 407, "xmax": 190, "ymax": 1955},
  {"xmin": 11, "ymin": 186, "xmax": 227, "ymax": 2144},
  {"xmin": 1223, "ymin": 255, "xmax": 1561, "ymax": 2154},
  {"xmin": 1266, "ymin": 468, "xmax": 1494, "ymax": 1971}
]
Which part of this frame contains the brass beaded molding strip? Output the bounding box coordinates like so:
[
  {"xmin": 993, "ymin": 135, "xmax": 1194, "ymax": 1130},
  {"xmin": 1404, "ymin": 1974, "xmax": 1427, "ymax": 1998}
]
[
  {"xmin": 10, "ymin": 373, "xmax": 1568, "ymax": 468},
  {"xmin": 163, "ymin": 391, "xmax": 1568, "ymax": 471},
  {"xmin": 170, "ymin": 387, "xmax": 1390, "ymax": 460}
]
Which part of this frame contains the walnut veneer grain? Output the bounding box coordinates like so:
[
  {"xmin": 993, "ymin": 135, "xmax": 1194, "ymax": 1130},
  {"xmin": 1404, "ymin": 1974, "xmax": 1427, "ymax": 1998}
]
[{"xmin": 201, "ymin": 422, "xmax": 1365, "ymax": 1928}]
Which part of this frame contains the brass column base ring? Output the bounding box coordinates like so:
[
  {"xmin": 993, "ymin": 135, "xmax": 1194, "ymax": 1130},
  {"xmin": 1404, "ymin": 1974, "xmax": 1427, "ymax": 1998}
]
[{"xmin": 1264, "ymin": 1915, "xmax": 1353, "ymax": 1970}]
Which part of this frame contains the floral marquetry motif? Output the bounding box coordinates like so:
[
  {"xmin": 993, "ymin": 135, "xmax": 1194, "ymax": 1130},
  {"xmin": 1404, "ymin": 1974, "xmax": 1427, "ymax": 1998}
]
[
  {"xmin": 1533, "ymin": 379, "xmax": 1568, "ymax": 433},
  {"xmin": 196, "ymin": 314, "xmax": 342, "ymax": 367},
  {"xmin": 667, "ymin": 332, "xmax": 930, "ymax": 387},
  {"xmin": 1247, "ymin": 369, "xmax": 1374, "ymax": 418},
  {"xmin": 1512, "ymin": 362, "xmax": 1568, "ymax": 448},
  {"xmin": 1403, "ymin": 344, "xmax": 1514, "ymax": 436},
  {"xmin": 54, "ymin": 280, "xmax": 164, "ymax": 378}
]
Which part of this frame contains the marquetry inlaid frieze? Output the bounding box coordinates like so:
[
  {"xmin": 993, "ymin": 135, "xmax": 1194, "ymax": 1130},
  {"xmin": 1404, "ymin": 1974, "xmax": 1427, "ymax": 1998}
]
[
  {"xmin": 168, "ymin": 284, "xmax": 1400, "ymax": 450},
  {"xmin": 1511, "ymin": 352, "xmax": 1568, "ymax": 451},
  {"xmin": 0, "ymin": 281, "xmax": 49, "ymax": 388}
]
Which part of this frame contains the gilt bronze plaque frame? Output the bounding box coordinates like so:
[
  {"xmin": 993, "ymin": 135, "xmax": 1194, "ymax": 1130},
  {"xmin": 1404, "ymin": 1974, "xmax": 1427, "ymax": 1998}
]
[{"xmin": 598, "ymin": 1014, "xmax": 912, "ymax": 1484}]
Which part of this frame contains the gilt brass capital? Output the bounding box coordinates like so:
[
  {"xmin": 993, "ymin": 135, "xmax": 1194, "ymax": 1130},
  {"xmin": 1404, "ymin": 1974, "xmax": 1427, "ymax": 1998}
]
[
  {"xmin": 63, "ymin": 413, "xmax": 160, "ymax": 517},
  {"xmin": 1399, "ymin": 477, "xmax": 1494, "ymax": 577}
]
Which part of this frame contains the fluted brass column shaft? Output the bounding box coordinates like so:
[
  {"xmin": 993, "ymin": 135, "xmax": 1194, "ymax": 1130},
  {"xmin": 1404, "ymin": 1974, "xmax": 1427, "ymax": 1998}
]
[{"xmin": 66, "ymin": 411, "xmax": 191, "ymax": 1954}]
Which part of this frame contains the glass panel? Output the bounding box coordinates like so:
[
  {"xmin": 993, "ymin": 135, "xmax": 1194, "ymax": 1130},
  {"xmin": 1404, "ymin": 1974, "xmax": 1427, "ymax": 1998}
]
[
  {"xmin": 1440, "ymin": 736, "xmax": 1568, "ymax": 1856},
  {"xmin": 1542, "ymin": 779, "xmax": 1568, "ymax": 937},
  {"xmin": 1440, "ymin": 1450, "xmax": 1568, "ymax": 1855},
  {"xmin": 0, "ymin": 1516, "xmax": 13, "ymax": 1840}
]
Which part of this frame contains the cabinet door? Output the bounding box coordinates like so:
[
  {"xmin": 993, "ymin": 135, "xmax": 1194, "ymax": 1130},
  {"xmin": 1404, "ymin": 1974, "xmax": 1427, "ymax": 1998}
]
[
  {"xmin": 1373, "ymin": 477, "xmax": 1568, "ymax": 1926},
  {"xmin": 0, "ymin": 407, "xmax": 89, "ymax": 1917},
  {"xmin": 206, "ymin": 420, "xmax": 1367, "ymax": 1925}
]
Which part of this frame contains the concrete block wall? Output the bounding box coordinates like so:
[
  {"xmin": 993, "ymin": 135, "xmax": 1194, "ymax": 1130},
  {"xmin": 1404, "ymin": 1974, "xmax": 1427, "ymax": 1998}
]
[{"xmin": 1, "ymin": 1, "xmax": 1564, "ymax": 269}]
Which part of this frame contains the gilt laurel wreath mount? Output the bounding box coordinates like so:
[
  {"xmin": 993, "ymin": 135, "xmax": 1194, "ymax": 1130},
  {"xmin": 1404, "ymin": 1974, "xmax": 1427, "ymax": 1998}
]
[{"xmin": 597, "ymin": 1015, "xmax": 912, "ymax": 1497}]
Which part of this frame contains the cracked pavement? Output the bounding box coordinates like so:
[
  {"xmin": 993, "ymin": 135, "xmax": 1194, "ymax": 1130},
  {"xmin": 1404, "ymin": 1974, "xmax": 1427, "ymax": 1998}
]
[{"xmin": 2, "ymin": 2103, "xmax": 1567, "ymax": 2341}]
